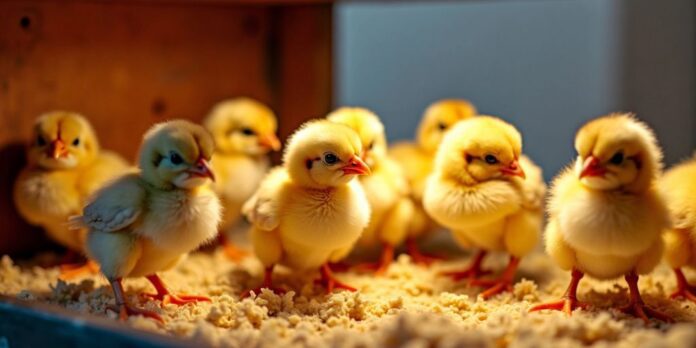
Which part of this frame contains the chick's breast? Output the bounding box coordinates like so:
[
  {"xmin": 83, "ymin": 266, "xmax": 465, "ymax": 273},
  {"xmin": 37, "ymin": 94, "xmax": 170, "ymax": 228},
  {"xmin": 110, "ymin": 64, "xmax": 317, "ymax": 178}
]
[{"xmin": 278, "ymin": 180, "xmax": 370, "ymax": 270}]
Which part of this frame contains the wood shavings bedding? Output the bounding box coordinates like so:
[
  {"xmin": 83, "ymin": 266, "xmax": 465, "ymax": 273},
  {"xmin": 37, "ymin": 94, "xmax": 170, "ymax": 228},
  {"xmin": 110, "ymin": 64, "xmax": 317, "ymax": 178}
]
[{"xmin": 2, "ymin": 251, "xmax": 696, "ymax": 348}]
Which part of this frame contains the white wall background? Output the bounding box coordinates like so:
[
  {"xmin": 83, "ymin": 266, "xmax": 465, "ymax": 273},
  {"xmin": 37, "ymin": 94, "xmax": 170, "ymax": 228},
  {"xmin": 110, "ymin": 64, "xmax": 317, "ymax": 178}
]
[{"xmin": 335, "ymin": 0, "xmax": 695, "ymax": 179}]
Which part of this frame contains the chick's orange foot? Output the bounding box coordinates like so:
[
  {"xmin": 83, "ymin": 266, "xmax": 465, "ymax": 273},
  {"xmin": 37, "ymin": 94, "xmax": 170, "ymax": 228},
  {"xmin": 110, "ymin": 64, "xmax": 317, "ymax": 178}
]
[
  {"xmin": 241, "ymin": 266, "xmax": 287, "ymax": 298},
  {"xmin": 142, "ymin": 274, "xmax": 211, "ymax": 305},
  {"xmin": 58, "ymin": 260, "xmax": 100, "ymax": 280},
  {"xmin": 406, "ymin": 238, "xmax": 444, "ymax": 265},
  {"xmin": 440, "ymin": 250, "xmax": 490, "ymax": 281},
  {"xmin": 352, "ymin": 244, "xmax": 395, "ymax": 275},
  {"xmin": 670, "ymin": 268, "xmax": 696, "ymax": 302},
  {"xmin": 316, "ymin": 263, "xmax": 357, "ymax": 293},
  {"xmin": 470, "ymin": 256, "xmax": 520, "ymax": 300},
  {"xmin": 222, "ymin": 242, "xmax": 250, "ymax": 262},
  {"xmin": 620, "ymin": 271, "xmax": 673, "ymax": 324},
  {"xmin": 108, "ymin": 304, "xmax": 164, "ymax": 323},
  {"xmin": 530, "ymin": 269, "xmax": 588, "ymax": 315}
]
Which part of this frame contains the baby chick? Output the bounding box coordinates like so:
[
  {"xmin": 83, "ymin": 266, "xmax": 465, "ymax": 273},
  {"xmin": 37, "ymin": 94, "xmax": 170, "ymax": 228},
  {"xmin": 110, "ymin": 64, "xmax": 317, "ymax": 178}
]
[
  {"xmin": 389, "ymin": 99, "xmax": 477, "ymax": 263},
  {"xmin": 14, "ymin": 111, "xmax": 128, "ymax": 277},
  {"xmin": 530, "ymin": 114, "xmax": 671, "ymax": 323},
  {"xmin": 327, "ymin": 107, "xmax": 413, "ymax": 275},
  {"xmin": 424, "ymin": 116, "xmax": 545, "ymax": 299},
  {"xmin": 659, "ymin": 156, "xmax": 696, "ymax": 302},
  {"xmin": 203, "ymin": 98, "xmax": 281, "ymax": 261},
  {"xmin": 243, "ymin": 120, "xmax": 371, "ymax": 294},
  {"xmin": 72, "ymin": 120, "xmax": 221, "ymax": 322}
]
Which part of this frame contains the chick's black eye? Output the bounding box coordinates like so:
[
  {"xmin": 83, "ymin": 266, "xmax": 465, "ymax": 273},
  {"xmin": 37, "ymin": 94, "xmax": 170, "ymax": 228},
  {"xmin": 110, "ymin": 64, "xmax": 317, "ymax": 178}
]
[
  {"xmin": 610, "ymin": 152, "xmax": 624, "ymax": 165},
  {"xmin": 437, "ymin": 122, "xmax": 448, "ymax": 131},
  {"xmin": 36, "ymin": 135, "xmax": 46, "ymax": 146},
  {"xmin": 170, "ymin": 153, "xmax": 183, "ymax": 165},
  {"xmin": 484, "ymin": 155, "xmax": 498, "ymax": 164},
  {"xmin": 323, "ymin": 153, "xmax": 339, "ymax": 165},
  {"xmin": 368, "ymin": 141, "xmax": 374, "ymax": 150},
  {"xmin": 72, "ymin": 138, "xmax": 80, "ymax": 146},
  {"xmin": 241, "ymin": 128, "xmax": 255, "ymax": 136}
]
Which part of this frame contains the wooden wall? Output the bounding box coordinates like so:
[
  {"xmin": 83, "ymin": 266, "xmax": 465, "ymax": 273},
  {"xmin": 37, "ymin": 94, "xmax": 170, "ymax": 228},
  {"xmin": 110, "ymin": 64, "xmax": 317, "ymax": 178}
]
[{"xmin": 0, "ymin": 0, "xmax": 333, "ymax": 255}]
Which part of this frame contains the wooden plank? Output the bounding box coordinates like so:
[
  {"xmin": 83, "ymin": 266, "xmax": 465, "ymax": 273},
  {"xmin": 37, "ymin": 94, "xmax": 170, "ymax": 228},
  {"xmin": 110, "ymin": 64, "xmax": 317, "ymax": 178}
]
[{"xmin": 0, "ymin": 1, "xmax": 333, "ymax": 255}]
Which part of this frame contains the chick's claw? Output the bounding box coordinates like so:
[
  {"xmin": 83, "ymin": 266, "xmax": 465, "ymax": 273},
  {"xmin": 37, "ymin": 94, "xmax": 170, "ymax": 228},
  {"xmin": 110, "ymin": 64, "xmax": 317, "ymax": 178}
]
[
  {"xmin": 529, "ymin": 298, "xmax": 590, "ymax": 316},
  {"xmin": 670, "ymin": 268, "xmax": 696, "ymax": 303},
  {"xmin": 144, "ymin": 274, "xmax": 210, "ymax": 306},
  {"xmin": 108, "ymin": 304, "xmax": 163, "ymax": 323},
  {"xmin": 317, "ymin": 263, "xmax": 357, "ymax": 293},
  {"xmin": 618, "ymin": 302, "xmax": 673, "ymax": 324}
]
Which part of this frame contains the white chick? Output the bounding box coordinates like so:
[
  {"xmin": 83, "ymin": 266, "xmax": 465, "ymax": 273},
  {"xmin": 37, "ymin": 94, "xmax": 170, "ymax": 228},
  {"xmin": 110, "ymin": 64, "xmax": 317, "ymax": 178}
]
[{"xmin": 72, "ymin": 120, "xmax": 221, "ymax": 322}]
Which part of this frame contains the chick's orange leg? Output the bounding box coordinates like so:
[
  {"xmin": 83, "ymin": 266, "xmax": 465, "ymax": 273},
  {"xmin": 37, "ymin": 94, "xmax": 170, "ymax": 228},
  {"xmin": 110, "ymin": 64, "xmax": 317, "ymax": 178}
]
[
  {"xmin": 618, "ymin": 271, "xmax": 673, "ymax": 324},
  {"xmin": 529, "ymin": 268, "xmax": 589, "ymax": 315},
  {"xmin": 353, "ymin": 243, "xmax": 395, "ymax": 275},
  {"xmin": 219, "ymin": 233, "xmax": 249, "ymax": 262},
  {"xmin": 440, "ymin": 250, "xmax": 490, "ymax": 281},
  {"xmin": 470, "ymin": 256, "xmax": 520, "ymax": 300},
  {"xmin": 108, "ymin": 278, "xmax": 163, "ymax": 323},
  {"xmin": 142, "ymin": 274, "xmax": 211, "ymax": 305},
  {"xmin": 670, "ymin": 268, "xmax": 696, "ymax": 302},
  {"xmin": 406, "ymin": 238, "xmax": 444, "ymax": 265},
  {"xmin": 317, "ymin": 263, "xmax": 357, "ymax": 293},
  {"xmin": 241, "ymin": 265, "xmax": 286, "ymax": 298},
  {"xmin": 59, "ymin": 260, "xmax": 100, "ymax": 280}
]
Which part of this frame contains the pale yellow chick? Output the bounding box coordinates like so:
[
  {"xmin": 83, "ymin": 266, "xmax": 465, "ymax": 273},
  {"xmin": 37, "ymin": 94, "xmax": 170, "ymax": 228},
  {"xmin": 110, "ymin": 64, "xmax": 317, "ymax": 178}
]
[
  {"xmin": 203, "ymin": 98, "xmax": 281, "ymax": 260},
  {"xmin": 531, "ymin": 113, "xmax": 671, "ymax": 324},
  {"xmin": 389, "ymin": 99, "xmax": 477, "ymax": 263},
  {"xmin": 424, "ymin": 116, "xmax": 545, "ymax": 299},
  {"xmin": 13, "ymin": 111, "xmax": 128, "ymax": 274},
  {"xmin": 243, "ymin": 120, "xmax": 371, "ymax": 294},
  {"xmin": 73, "ymin": 120, "xmax": 221, "ymax": 322},
  {"xmin": 327, "ymin": 107, "xmax": 413, "ymax": 275},
  {"xmin": 659, "ymin": 156, "xmax": 696, "ymax": 303}
]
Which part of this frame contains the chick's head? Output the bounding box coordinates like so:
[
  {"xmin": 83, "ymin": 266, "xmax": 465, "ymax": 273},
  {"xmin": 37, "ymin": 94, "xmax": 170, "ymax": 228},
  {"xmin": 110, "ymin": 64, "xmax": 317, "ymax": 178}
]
[
  {"xmin": 327, "ymin": 107, "xmax": 387, "ymax": 169},
  {"xmin": 574, "ymin": 113, "xmax": 662, "ymax": 192},
  {"xmin": 203, "ymin": 98, "xmax": 280, "ymax": 156},
  {"xmin": 139, "ymin": 120, "xmax": 216, "ymax": 189},
  {"xmin": 284, "ymin": 120, "xmax": 370, "ymax": 189},
  {"xmin": 28, "ymin": 111, "xmax": 100, "ymax": 170},
  {"xmin": 417, "ymin": 99, "xmax": 477, "ymax": 154},
  {"xmin": 435, "ymin": 116, "xmax": 525, "ymax": 185}
]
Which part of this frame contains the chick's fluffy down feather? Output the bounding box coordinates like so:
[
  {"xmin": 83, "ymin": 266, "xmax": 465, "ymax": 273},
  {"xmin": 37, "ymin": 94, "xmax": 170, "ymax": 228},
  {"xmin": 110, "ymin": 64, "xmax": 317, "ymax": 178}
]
[
  {"xmin": 79, "ymin": 173, "xmax": 221, "ymax": 279},
  {"xmin": 545, "ymin": 166, "xmax": 668, "ymax": 279},
  {"xmin": 660, "ymin": 157, "xmax": 696, "ymax": 269}
]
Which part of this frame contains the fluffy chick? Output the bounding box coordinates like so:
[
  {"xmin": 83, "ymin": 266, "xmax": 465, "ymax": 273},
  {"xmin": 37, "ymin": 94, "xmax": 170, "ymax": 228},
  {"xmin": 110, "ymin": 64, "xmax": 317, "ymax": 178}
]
[
  {"xmin": 203, "ymin": 98, "xmax": 281, "ymax": 260},
  {"xmin": 243, "ymin": 120, "xmax": 371, "ymax": 294},
  {"xmin": 530, "ymin": 113, "xmax": 671, "ymax": 324},
  {"xmin": 327, "ymin": 107, "xmax": 413, "ymax": 275},
  {"xmin": 14, "ymin": 111, "xmax": 128, "ymax": 271},
  {"xmin": 389, "ymin": 99, "xmax": 477, "ymax": 263},
  {"xmin": 424, "ymin": 116, "xmax": 545, "ymax": 299},
  {"xmin": 659, "ymin": 156, "xmax": 696, "ymax": 302},
  {"xmin": 73, "ymin": 120, "xmax": 221, "ymax": 322}
]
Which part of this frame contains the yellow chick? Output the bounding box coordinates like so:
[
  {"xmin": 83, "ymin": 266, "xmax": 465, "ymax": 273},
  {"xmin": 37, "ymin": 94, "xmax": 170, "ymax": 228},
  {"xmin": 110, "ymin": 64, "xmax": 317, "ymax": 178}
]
[
  {"xmin": 389, "ymin": 99, "xmax": 477, "ymax": 263},
  {"xmin": 659, "ymin": 156, "xmax": 696, "ymax": 302},
  {"xmin": 530, "ymin": 114, "xmax": 671, "ymax": 323},
  {"xmin": 242, "ymin": 120, "xmax": 371, "ymax": 294},
  {"xmin": 327, "ymin": 107, "xmax": 413, "ymax": 275},
  {"xmin": 13, "ymin": 111, "xmax": 129, "ymax": 277},
  {"xmin": 72, "ymin": 120, "xmax": 221, "ymax": 322},
  {"xmin": 424, "ymin": 116, "xmax": 545, "ymax": 299},
  {"xmin": 203, "ymin": 98, "xmax": 281, "ymax": 260}
]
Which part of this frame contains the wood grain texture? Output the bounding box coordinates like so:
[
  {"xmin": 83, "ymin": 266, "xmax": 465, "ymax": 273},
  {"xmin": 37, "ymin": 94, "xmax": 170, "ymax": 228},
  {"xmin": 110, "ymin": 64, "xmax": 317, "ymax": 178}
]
[{"xmin": 0, "ymin": 1, "xmax": 333, "ymax": 255}]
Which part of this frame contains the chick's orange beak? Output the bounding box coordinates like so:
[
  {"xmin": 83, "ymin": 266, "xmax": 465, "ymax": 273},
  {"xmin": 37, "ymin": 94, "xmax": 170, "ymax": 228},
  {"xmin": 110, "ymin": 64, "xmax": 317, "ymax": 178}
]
[
  {"xmin": 258, "ymin": 133, "xmax": 281, "ymax": 151},
  {"xmin": 579, "ymin": 155, "xmax": 606, "ymax": 178},
  {"xmin": 342, "ymin": 155, "xmax": 371, "ymax": 176},
  {"xmin": 500, "ymin": 160, "xmax": 525, "ymax": 179},
  {"xmin": 48, "ymin": 139, "xmax": 67, "ymax": 159},
  {"xmin": 189, "ymin": 158, "xmax": 216, "ymax": 182}
]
